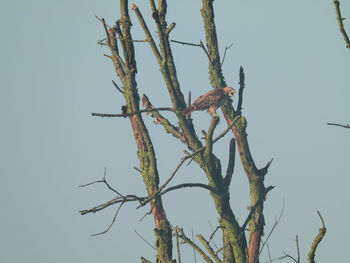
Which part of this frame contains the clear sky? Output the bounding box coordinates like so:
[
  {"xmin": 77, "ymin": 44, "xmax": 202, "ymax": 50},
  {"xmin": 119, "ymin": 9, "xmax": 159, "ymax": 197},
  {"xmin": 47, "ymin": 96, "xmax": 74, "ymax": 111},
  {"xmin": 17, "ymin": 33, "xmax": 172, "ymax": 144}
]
[{"xmin": 1, "ymin": 0, "xmax": 349, "ymax": 262}]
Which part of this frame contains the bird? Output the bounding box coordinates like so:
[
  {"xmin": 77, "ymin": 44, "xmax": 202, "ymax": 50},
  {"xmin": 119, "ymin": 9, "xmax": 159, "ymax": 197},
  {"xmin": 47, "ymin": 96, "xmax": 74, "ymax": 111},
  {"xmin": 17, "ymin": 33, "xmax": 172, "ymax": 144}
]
[{"xmin": 182, "ymin": 87, "xmax": 235, "ymax": 117}]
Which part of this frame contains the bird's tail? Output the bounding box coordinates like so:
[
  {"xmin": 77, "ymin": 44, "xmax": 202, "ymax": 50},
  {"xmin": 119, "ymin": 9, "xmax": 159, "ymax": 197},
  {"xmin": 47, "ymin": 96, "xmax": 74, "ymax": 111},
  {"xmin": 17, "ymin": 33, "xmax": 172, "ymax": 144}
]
[{"xmin": 182, "ymin": 105, "xmax": 195, "ymax": 116}]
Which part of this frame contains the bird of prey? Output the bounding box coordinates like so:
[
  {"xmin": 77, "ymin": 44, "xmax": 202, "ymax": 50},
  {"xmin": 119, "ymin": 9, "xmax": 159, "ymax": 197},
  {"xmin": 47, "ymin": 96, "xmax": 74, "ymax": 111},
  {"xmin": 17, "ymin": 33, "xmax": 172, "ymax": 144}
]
[{"xmin": 182, "ymin": 87, "xmax": 235, "ymax": 117}]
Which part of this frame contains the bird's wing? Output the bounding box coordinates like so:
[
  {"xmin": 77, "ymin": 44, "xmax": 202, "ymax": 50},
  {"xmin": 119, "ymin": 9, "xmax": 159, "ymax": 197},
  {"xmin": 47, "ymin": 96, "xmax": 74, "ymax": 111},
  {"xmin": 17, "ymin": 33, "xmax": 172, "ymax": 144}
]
[{"xmin": 192, "ymin": 89, "xmax": 226, "ymax": 110}]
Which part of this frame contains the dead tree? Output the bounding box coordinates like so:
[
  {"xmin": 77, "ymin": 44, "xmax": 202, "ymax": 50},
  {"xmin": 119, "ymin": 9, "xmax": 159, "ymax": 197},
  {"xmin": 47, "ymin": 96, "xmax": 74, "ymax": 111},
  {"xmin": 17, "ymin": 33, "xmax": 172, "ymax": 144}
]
[{"xmin": 80, "ymin": 1, "xmax": 326, "ymax": 262}]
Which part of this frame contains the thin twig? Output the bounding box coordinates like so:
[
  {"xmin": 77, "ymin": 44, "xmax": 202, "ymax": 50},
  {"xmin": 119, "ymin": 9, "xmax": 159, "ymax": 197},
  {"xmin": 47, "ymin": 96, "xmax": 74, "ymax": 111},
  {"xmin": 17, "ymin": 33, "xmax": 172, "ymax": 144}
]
[
  {"xmin": 171, "ymin": 39, "xmax": 201, "ymax": 47},
  {"xmin": 112, "ymin": 80, "xmax": 124, "ymax": 94},
  {"xmin": 317, "ymin": 210, "xmax": 326, "ymax": 228},
  {"xmin": 327, "ymin": 122, "xmax": 350, "ymax": 129},
  {"xmin": 175, "ymin": 228, "xmax": 182, "ymax": 263},
  {"xmin": 101, "ymin": 18, "xmax": 111, "ymax": 45},
  {"xmin": 200, "ymin": 40, "xmax": 212, "ymax": 63},
  {"xmin": 79, "ymin": 168, "xmax": 123, "ymax": 197},
  {"xmin": 170, "ymin": 39, "xmax": 212, "ymax": 62},
  {"xmin": 158, "ymin": 157, "xmax": 187, "ymax": 192},
  {"xmin": 241, "ymin": 186, "xmax": 275, "ymax": 231},
  {"xmin": 209, "ymin": 226, "xmax": 224, "ymax": 242},
  {"xmin": 207, "ymin": 221, "xmax": 222, "ymax": 255},
  {"xmin": 296, "ymin": 235, "xmax": 300, "ymax": 263},
  {"xmin": 282, "ymin": 251, "xmax": 298, "ymax": 263},
  {"xmin": 92, "ymin": 107, "xmax": 175, "ymax": 118},
  {"xmin": 192, "ymin": 230, "xmax": 198, "ymax": 263},
  {"xmin": 135, "ymin": 157, "xmax": 187, "ymax": 210},
  {"xmin": 139, "ymin": 202, "xmax": 155, "ymax": 222},
  {"xmin": 138, "ymin": 183, "xmax": 214, "ymax": 209},
  {"xmin": 266, "ymin": 243, "xmax": 273, "ymax": 263},
  {"xmin": 80, "ymin": 194, "xmax": 145, "ymax": 215},
  {"xmin": 135, "ymin": 230, "xmax": 156, "ymax": 250},
  {"xmin": 333, "ymin": 0, "xmax": 350, "ymax": 49},
  {"xmin": 159, "ymin": 183, "xmax": 214, "ymax": 196},
  {"xmin": 262, "ymin": 254, "xmax": 289, "ymax": 263},
  {"xmin": 197, "ymin": 234, "xmax": 222, "ymax": 263},
  {"xmin": 259, "ymin": 199, "xmax": 285, "ymax": 255},
  {"xmin": 91, "ymin": 202, "xmax": 124, "ymax": 236},
  {"xmin": 95, "ymin": 15, "xmax": 111, "ymax": 29},
  {"xmin": 142, "ymin": 94, "xmax": 187, "ymax": 143},
  {"xmin": 220, "ymin": 43, "xmax": 233, "ymax": 67}
]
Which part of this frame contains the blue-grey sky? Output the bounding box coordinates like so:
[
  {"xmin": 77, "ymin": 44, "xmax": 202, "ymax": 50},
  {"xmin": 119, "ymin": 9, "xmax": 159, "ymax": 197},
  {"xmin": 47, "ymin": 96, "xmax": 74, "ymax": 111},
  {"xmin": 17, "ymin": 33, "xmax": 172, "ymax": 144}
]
[{"xmin": 1, "ymin": 0, "xmax": 349, "ymax": 262}]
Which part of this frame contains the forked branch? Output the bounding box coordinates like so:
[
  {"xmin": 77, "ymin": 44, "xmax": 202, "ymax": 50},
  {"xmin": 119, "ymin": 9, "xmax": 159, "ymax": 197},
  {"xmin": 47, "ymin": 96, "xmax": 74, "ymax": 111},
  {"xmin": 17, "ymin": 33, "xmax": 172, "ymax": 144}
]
[{"xmin": 175, "ymin": 227, "xmax": 214, "ymax": 263}]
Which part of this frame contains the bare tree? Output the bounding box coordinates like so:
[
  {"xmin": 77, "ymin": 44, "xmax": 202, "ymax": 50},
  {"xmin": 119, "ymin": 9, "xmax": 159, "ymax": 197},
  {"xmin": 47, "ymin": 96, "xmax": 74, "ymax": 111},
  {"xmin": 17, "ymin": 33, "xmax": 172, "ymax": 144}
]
[{"xmin": 80, "ymin": 1, "xmax": 326, "ymax": 262}]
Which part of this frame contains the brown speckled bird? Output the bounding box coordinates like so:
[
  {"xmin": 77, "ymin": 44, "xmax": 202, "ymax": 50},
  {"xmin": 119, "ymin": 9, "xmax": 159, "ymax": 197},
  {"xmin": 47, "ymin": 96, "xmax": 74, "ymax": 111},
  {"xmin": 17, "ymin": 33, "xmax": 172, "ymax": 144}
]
[{"xmin": 182, "ymin": 87, "xmax": 235, "ymax": 117}]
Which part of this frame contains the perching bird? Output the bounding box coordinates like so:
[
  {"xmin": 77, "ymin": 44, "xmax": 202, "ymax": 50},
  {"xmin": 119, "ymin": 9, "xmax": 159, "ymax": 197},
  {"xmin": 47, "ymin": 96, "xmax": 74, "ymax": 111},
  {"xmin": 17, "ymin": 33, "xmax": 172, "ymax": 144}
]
[{"xmin": 182, "ymin": 87, "xmax": 235, "ymax": 117}]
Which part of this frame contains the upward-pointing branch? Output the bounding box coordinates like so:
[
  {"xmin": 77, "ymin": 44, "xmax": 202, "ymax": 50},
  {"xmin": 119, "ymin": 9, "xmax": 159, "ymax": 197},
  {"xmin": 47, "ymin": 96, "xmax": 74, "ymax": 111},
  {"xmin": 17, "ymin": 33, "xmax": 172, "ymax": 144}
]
[{"xmin": 333, "ymin": 0, "xmax": 350, "ymax": 50}]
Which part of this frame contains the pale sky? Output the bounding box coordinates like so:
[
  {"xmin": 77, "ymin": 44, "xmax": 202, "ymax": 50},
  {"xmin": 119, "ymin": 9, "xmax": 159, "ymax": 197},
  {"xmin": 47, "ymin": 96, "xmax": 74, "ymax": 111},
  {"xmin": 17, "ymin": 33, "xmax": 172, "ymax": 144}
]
[{"xmin": 1, "ymin": 0, "xmax": 349, "ymax": 262}]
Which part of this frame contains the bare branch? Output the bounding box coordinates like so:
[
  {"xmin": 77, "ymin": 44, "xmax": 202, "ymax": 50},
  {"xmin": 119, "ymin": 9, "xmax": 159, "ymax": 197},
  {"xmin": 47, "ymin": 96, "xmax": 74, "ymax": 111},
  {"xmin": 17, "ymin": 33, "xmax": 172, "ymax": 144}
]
[
  {"xmin": 266, "ymin": 243, "xmax": 273, "ymax": 263},
  {"xmin": 241, "ymin": 186, "xmax": 275, "ymax": 231},
  {"xmin": 259, "ymin": 199, "xmax": 285, "ymax": 255},
  {"xmin": 141, "ymin": 257, "xmax": 152, "ymax": 263},
  {"xmin": 91, "ymin": 202, "xmax": 124, "ymax": 236},
  {"xmin": 236, "ymin": 66, "xmax": 245, "ymax": 115},
  {"xmin": 79, "ymin": 168, "xmax": 123, "ymax": 197},
  {"xmin": 165, "ymin": 22, "xmax": 176, "ymax": 35},
  {"xmin": 308, "ymin": 211, "xmax": 327, "ymax": 263},
  {"xmin": 187, "ymin": 116, "xmax": 240, "ymax": 164},
  {"xmin": 92, "ymin": 107, "xmax": 175, "ymax": 118},
  {"xmin": 192, "ymin": 230, "xmax": 198, "ymax": 263},
  {"xmin": 132, "ymin": 4, "xmax": 162, "ymax": 63},
  {"xmin": 175, "ymin": 227, "xmax": 213, "ymax": 263},
  {"xmin": 80, "ymin": 194, "xmax": 144, "ymax": 215},
  {"xmin": 224, "ymin": 138, "xmax": 235, "ymax": 186},
  {"xmin": 220, "ymin": 43, "xmax": 233, "ymax": 67},
  {"xmin": 197, "ymin": 234, "xmax": 222, "ymax": 263},
  {"xmin": 187, "ymin": 91, "xmax": 191, "ymax": 107},
  {"xmin": 158, "ymin": 157, "xmax": 187, "ymax": 193},
  {"xmin": 171, "ymin": 39, "xmax": 201, "ymax": 47},
  {"xmin": 259, "ymin": 158, "xmax": 274, "ymax": 177},
  {"xmin": 138, "ymin": 183, "xmax": 214, "ymax": 209},
  {"xmin": 333, "ymin": 0, "xmax": 350, "ymax": 49},
  {"xmin": 204, "ymin": 116, "xmax": 220, "ymax": 157},
  {"xmin": 209, "ymin": 226, "xmax": 224, "ymax": 242},
  {"xmin": 95, "ymin": 15, "xmax": 111, "ymax": 29},
  {"xmin": 175, "ymin": 227, "xmax": 182, "ymax": 263},
  {"xmin": 282, "ymin": 251, "xmax": 298, "ymax": 263},
  {"xmin": 112, "ymin": 80, "xmax": 124, "ymax": 94},
  {"xmin": 327, "ymin": 122, "xmax": 350, "ymax": 129},
  {"xmin": 296, "ymin": 235, "xmax": 300, "ymax": 263},
  {"xmin": 135, "ymin": 230, "xmax": 156, "ymax": 250},
  {"xmin": 142, "ymin": 94, "xmax": 187, "ymax": 143},
  {"xmin": 159, "ymin": 183, "xmax": 214, "ymax": 196},
  {"xmin": 170, "ymin": 39, "xmax": 212, "ymax": 63}
]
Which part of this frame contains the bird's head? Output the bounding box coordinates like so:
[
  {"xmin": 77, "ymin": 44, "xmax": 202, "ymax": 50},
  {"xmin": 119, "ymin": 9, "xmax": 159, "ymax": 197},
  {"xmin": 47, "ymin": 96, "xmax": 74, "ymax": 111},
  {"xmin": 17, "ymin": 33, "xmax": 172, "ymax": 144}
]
[{"xmin": 223, "ymin": 86, "xmax": 236, "ymax": 97}]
